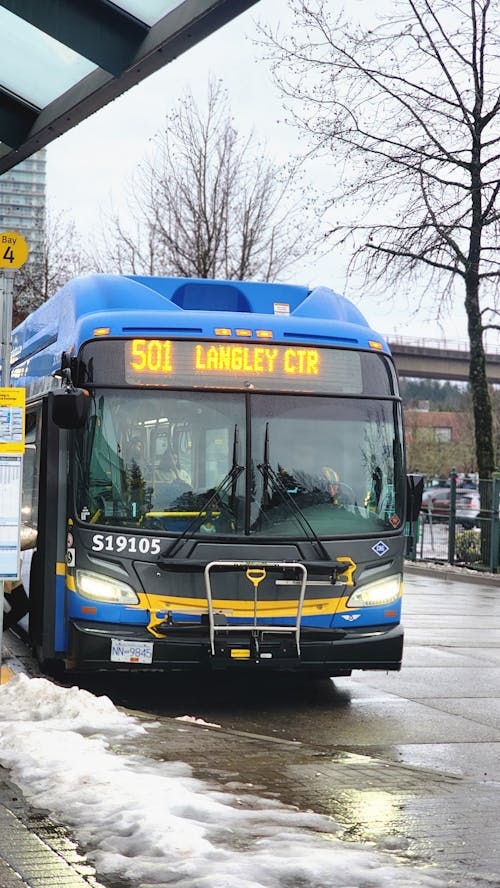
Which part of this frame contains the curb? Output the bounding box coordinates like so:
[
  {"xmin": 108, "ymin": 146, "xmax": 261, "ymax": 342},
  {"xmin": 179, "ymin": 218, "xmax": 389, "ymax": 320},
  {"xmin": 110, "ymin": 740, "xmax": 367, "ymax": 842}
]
[{"xmin": 405, "ymin": 559, "xmax": 498, "ymax": 586}]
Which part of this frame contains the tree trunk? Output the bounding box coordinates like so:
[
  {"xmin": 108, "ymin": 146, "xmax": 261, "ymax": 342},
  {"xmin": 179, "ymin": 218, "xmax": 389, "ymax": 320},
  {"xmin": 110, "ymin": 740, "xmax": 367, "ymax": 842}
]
[
  {"xmin": 465, "ymin": 276, "xmax": 494, "ymax": 478},
  {"xmin": 465, "ymin": 267, "xmax": 495, "ymax": 565},
  {"xmin": 465, "ymin": 135, "xmax": 495, "ymax": 480}
]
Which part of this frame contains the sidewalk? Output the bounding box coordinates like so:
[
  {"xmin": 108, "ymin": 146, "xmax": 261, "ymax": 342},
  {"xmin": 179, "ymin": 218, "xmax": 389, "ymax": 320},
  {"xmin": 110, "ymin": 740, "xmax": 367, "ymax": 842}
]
[
  {"xmin": 0, "ymin": 632, "xmax": 109, "ymax": 888},
  {"xmin": 405, "ymin": 557, "xmax": 499, "ymax": 585},
  {"xmin": 0, "ymin": 791, "xmax": 107, "ymax": 888}
]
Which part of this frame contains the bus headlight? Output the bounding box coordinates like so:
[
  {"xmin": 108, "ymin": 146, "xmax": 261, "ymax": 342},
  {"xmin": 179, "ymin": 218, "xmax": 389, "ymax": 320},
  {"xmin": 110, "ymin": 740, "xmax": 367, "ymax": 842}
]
[
  {"xmin": 76, "ymin": 570, "xmax": 139, "ymax": 604},
  {"xmin": 347, "ymin": 575, "xmax": 402, "ymax": 608}
]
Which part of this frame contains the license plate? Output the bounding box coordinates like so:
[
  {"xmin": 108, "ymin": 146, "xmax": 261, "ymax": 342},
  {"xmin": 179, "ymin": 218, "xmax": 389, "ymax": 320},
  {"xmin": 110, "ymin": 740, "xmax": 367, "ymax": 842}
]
[{"xmin": 111, "ymin": 639, "xmax": 153, "ymax": 664}]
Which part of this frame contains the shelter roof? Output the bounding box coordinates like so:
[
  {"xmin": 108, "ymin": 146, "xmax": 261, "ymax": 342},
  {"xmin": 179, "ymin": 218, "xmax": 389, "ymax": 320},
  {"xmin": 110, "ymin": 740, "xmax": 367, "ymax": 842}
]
[{"xmin": 0, "ymin": 0, "xmax": 258, "ymax": 174}]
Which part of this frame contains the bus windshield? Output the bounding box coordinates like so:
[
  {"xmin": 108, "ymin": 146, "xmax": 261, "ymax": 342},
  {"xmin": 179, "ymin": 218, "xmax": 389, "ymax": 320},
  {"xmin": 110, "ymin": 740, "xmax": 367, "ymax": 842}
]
[{"xmin": 74, "ymin": 389, "xmax": 404, "ymax": 537}]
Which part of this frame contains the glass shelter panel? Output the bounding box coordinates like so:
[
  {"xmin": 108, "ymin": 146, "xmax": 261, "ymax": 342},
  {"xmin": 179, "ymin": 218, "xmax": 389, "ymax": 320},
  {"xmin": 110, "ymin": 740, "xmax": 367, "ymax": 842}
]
[{"xmin": 0, "ymin": 7, "xmax": 96, "ymax": 107}]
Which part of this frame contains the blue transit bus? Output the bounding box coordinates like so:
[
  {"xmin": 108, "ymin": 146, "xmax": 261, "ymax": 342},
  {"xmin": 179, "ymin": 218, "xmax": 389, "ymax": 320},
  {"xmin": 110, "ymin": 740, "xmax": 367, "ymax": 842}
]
[{"xmin": 10, "ymin": 275, "xmax": 421, "ymax": 675}]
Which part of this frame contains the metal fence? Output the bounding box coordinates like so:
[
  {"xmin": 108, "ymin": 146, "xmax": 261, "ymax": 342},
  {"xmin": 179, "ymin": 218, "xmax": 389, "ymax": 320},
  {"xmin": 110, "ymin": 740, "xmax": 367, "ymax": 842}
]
[{"xmin": 408, "ymin": 476, "xmax": 500, "ymax": 573}]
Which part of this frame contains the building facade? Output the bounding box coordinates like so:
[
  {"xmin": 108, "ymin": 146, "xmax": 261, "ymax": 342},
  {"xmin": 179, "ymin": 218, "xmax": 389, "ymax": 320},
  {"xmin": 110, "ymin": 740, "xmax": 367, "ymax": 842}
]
[{"xmin": 404, "ymin": 409, "xmax": 475, "ymax": 478}]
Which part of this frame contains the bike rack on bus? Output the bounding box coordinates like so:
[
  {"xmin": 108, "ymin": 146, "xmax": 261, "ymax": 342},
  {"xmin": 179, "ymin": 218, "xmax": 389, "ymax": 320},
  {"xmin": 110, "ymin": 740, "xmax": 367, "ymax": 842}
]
[{"xmin": 203, "ymin": 560, "xmax": 308, "ymax": 658}]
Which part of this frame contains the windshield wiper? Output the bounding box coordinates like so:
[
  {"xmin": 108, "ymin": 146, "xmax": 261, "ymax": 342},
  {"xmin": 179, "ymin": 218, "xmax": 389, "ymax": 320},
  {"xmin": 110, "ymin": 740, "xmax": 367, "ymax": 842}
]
[
  {"xmin": 160, "ymin": 425, "xmax": 244, "ymax": 560},
  {"xmin": 230, "ymin": 422, "xmax": 240, "ymax": 516},
  {"xmin": 261, "ymin": 421, "xmax": 271, "ymax": 508},
  {"xmin": 257, "ymin": 423, "xmax": 332, "ymax": 563}
]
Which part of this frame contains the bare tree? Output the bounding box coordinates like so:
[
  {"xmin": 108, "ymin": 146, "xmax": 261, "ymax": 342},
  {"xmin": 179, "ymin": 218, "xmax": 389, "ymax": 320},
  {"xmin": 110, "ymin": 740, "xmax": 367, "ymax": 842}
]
[
  {"xmin": 13, "ymin": 208, "xmax": 87, "ymax": 327},
  {"xmin": 92, "ymin": 79, "xmax": 316, "ymax": 282},
  {"xmin": 263, "ymin": 0, "xmax": 499, "ymax": 477}
]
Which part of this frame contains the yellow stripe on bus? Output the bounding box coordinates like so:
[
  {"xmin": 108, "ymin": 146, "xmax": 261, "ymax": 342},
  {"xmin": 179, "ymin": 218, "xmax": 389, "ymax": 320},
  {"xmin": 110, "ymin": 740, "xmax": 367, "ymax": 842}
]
[{"xmin": 139, "ymin": 592, "xmax": 349, "ymax": 618}]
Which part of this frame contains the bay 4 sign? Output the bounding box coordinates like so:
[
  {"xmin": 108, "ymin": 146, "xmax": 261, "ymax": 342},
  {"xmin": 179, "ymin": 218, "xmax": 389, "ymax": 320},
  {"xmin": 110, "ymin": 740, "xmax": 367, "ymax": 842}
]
[{"xmin": 0, "ymin": 232, "xmax": 28, "ymax": 269}]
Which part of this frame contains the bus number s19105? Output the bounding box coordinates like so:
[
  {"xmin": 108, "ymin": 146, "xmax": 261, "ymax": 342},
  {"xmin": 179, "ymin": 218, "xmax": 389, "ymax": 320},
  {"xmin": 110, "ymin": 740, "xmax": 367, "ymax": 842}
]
[{"xmin": 91, "ymin": 534, "xmax": 161, "ymax": 555}]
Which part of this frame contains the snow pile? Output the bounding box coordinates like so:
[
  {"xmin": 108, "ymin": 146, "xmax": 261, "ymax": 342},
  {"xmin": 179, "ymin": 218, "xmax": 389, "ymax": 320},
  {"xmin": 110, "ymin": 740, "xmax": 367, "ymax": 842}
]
[
  {"xmin": 175, "ymin": 715, "xmax": 222, "ymax": 728},
  {"xmin": 0, "ymin": 674, "xmax": 446, "ymax": 888}
]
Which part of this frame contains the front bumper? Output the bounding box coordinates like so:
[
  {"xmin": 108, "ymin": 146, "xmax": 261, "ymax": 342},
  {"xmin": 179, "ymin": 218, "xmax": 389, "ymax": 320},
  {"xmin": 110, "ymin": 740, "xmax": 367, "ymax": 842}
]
[{"xmin": 67, "ymin": 619, "xmax": 403, "ymax": 674}]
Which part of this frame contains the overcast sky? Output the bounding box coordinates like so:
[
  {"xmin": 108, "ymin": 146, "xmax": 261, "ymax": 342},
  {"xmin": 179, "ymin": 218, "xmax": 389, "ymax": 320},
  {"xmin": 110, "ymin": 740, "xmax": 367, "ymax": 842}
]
[{"xmin": 46, "ymin": 0, "xmax": 473, "ymax": 345}]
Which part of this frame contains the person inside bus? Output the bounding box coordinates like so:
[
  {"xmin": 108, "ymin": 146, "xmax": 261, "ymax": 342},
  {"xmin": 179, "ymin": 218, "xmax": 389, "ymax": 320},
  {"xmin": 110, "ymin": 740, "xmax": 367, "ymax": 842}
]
[
  {"xmin": 156, "ymin": 450, "xmax": 191, "ymax": 485},
  {"xmin": 273, "ymin": 443, "xmax": 356, "ymax": 508},
  {"xmin": 273, "ymin": 460, "xmax": 340, "ymax": 505},
  {"xmin": 154, "ymin": 451, "xmax": 191, "ymax": 508},
  {"xmin": 322, "ymin": 466, "xmax": 342, "ymax": 504}
]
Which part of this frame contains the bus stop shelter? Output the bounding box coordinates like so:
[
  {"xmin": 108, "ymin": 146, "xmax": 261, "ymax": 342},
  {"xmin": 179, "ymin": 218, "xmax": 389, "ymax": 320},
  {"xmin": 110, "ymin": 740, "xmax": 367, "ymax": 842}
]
[{"xmin": 0, "ymin": 0, "xmax": 258, "ymax": 174}]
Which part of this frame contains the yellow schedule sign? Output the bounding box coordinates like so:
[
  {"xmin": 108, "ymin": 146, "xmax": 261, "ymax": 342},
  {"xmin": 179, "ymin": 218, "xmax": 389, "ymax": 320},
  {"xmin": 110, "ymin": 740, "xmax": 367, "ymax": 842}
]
[
  {"xmin": 0, "ymin": 232, "xmax": 29, "ymax": 269},
  {"xmin": 0, "ymin": 388, "xmax": 25, "ymax": 454}
]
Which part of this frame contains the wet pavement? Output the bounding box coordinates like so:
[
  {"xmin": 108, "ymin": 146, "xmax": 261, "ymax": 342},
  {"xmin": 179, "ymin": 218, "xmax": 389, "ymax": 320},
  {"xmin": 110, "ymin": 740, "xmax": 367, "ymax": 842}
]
[
  {"xmin": 0, "ymin": 782, "xmax": 107, "ymax": 888},
  {"xmin": 0, "ymin": 562, "xmax": 499, "ymax": 887}
]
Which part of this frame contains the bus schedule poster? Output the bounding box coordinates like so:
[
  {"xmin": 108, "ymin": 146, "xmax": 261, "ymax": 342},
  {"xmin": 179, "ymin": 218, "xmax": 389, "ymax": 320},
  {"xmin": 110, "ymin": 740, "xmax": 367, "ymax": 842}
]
[
  {"xmin": 0, "ymin": 388, "xmax": 25, "ymax": 454},
  {"xmin": 0, "ymin": 456, "xmax": 22, "ymax": 579}
]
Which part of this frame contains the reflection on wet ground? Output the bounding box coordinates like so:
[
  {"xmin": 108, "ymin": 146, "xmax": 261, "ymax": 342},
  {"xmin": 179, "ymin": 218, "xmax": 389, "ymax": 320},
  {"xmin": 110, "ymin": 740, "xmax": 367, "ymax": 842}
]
[{"xmin": 62, "ymin": 670, "xmax": 487, "ymax": 886}]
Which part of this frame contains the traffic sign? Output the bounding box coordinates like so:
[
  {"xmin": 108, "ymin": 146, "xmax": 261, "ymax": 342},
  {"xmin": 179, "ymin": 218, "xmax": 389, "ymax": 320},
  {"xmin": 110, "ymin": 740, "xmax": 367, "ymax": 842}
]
[{"xmin": 0, "ymin": 232, "xmax": 28, "ymax": 269}]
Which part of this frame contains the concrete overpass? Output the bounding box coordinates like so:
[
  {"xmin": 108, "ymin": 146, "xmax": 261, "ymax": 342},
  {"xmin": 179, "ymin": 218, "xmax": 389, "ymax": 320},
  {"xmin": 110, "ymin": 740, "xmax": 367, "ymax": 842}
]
[{"xmin": 387, "ymin": 337, "xmax": 500, "ymax": 384}]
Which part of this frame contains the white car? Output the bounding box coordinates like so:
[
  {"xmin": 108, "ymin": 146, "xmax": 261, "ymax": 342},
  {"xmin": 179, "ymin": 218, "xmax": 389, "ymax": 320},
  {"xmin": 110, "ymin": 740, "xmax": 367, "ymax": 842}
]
[{"xmin": 421, "ymin": 488, "xmax": 480, "ymax": 529}]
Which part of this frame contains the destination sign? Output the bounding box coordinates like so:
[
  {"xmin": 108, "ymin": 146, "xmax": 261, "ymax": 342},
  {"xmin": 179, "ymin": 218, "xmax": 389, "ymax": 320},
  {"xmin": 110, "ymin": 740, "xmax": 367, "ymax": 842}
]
[
  {"xmin": 129, "ymin": 339, "xmax": 320, "ymax": 377},
  {"xmin": 124, "ymin": 339, "xmax": 364, "ymax": 393}
]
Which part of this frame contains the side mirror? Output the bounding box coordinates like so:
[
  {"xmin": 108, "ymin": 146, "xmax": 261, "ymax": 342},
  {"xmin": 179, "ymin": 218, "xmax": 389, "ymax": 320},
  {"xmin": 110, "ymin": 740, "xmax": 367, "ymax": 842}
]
[
  {"xmin": 406, "ymin": 473, "xmax": 424, "ymax": 522},
  {"xmin": 51, "ymin": 388, "xmax": 89, "ymax": 429}
]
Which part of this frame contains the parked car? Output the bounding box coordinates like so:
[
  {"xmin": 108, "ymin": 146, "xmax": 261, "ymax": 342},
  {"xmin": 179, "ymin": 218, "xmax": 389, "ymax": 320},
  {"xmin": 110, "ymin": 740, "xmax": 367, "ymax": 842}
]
[
  {"xmin": 421, "ymin": 488, "xmax": 481, "ymax": 529},
  {"xmin": 421, "ymin": 486, "xmax": 448, "ymax": 509}
]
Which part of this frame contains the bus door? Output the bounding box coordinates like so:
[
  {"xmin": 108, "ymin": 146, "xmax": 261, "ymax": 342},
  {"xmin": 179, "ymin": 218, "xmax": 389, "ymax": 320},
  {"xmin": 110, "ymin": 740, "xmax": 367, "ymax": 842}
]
[{"xmin": 29, "ymin": 395, "xmax": 68, "ymax": 664}]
